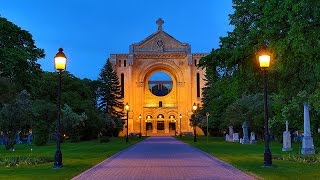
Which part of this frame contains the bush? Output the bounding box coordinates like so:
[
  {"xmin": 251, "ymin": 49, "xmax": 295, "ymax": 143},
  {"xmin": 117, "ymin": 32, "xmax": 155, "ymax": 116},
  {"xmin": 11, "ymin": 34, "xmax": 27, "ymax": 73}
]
[
  {"xmin": 0, "ymin": 156, "xmax": 52, "ymax": 167},
  {"xmin": 99, "ymin": 137, "xmax": 110, "ymax": 143}
]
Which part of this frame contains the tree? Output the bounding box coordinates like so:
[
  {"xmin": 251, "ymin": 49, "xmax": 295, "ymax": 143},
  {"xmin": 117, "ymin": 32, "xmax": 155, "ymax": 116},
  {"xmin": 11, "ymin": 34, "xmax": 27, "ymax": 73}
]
[
  {"xmin": 97, "ymin": 59, "xmax": 124, "ymax": 135},
  {"xmin": 0, "ymin": 17, "xmax": 45, "ymax": 92},
  {"xmin": 0, "ymin": 90, "xmax": 32, "ymax": 150},
  {"xmin": 199, "ymin": 0, "xmax": 320, "ymax": 138},
  {"xmin": 61, "ymin": 104, "xmax": 87, "ymax": 142},
  {"xmin": 32, "ymin": 99, "xmax": 56, "ymax": 146}
]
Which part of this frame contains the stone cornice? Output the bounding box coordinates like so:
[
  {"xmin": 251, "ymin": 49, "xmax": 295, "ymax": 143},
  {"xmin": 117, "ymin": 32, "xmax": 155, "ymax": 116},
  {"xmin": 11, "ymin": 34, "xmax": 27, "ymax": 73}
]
[{"xmin": 134, "ymin": 53, "xmax": 187, "ymax": 59}]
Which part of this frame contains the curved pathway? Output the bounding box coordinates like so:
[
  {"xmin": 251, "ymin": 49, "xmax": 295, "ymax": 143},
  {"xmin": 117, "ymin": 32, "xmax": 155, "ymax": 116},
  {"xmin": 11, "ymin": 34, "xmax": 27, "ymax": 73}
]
[{"xmin": 73, "ymin": 137, "xmax": 255, "ymax": 180}]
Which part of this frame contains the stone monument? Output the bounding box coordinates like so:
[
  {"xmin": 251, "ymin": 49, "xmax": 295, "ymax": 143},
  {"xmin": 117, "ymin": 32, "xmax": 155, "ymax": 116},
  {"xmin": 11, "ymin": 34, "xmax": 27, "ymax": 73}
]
[
  {"xmin": 301, "ymin": 103, "xmax": 315, "ymax": 154},
  {"xmin": 282, "ymin": 121, "xmax": 292, "ymax": 151},
  {"xmin": 225, "ymin": 134, "xmax": 230, "ymax": 142},
  {"xmin": 250, "ymin": 132, "xmax": 256, "ymax": 144},
  {"xmin": 228, "ymin": 126, "xmax": 234, "ymax": 142},
  {"xmin": 241, "ymin": 122, "xmax": 250, "ymax": 144},
  {"xmin": 233, "ymin": 133, "xmax": 239, "ymax": 142}
]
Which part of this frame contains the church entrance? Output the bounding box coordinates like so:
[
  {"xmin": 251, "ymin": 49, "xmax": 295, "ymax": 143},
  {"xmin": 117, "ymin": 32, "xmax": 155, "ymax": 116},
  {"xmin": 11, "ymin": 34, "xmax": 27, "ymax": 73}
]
[{"xmin": 157, "ymin": 121, "xmax": 165, "ymax": 131}]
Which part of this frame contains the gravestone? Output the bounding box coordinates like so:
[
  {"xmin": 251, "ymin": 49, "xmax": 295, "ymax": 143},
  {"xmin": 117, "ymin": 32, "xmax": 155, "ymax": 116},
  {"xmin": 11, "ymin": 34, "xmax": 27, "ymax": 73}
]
[
  {"xmin": 301, "ymin": 103, "xmax": 315, "ymax": 154},
  {"xmin": 225, "ymin": 134, "xmax": 230, "ymax": 142},
  {"xmin": 228, "ymin": 126, "xmax": 234, "ymax": 142},
  {"xmin": 241, "ymin": 122, "xmax": 250, "ymax": 144},
  {"xmin": 282, "ymin": 121, "xmax": 292, "ymax": 151},
  {"xmin": 16, "ymin": 131, "xmax": 22, "ymax": 144},
  {"xmin": 250, "ymin": 132, "xmax": 256, "ymax": 144},
  {"xmin": 233, "ymin": 133, "xmax": 239, "ymax": 142}
]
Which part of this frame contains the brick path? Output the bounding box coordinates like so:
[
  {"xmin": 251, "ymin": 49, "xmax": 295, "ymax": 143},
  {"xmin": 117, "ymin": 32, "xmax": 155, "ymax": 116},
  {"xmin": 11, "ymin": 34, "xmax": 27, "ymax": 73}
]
[{"xmin": 72, "ymin": 137, "xmax": 255, "ymax": 180}]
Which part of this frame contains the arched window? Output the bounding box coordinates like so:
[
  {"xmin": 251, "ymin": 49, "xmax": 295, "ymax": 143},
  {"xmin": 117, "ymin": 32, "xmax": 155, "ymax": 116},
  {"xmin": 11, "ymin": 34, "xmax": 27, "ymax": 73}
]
[
  {"xmin": 121, "ymin": 73, "xmax": 124, "ymax": 98},
  {"xmin": 197, "ymin": 73, "xmax": 200, "ymax": 98}
]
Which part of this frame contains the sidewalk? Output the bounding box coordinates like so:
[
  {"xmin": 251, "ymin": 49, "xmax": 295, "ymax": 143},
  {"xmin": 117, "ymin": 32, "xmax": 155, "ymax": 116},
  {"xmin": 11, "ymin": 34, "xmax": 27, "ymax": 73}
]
[{"xmin": 72, "ymin": 137, "xmax": 255, "ymax": 180}]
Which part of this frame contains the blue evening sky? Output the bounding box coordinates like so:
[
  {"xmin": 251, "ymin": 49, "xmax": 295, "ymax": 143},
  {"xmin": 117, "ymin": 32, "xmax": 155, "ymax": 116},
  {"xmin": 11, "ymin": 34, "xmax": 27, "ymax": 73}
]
[{"xmin": 0, "ymin": 0, "xmax": 233, "ymax": 80}]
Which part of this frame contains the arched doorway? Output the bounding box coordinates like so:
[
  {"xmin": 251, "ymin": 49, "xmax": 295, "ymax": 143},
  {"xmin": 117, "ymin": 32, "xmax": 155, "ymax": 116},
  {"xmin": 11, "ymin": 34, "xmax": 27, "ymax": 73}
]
[{"xmin": 157, "ymin": 114, "xmax": 165, "ymax": 133}]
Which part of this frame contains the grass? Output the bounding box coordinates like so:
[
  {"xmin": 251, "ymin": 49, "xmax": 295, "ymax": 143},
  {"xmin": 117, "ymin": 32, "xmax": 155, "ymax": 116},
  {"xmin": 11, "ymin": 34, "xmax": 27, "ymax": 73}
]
[
  {"xmin": 0, "ymin": 137, "xmax": 142, "ymax": 180},
  {"xmin": 181, "ymin": 136, "xmax": 320, "ymax": 180}
]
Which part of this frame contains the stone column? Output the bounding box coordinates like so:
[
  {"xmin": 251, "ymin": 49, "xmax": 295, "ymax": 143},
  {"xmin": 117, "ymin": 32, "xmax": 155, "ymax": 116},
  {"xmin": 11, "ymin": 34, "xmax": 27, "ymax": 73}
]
[
  {"xmin": 165, "ymin": 120, "xmax": 169, "ymax": 133},
  {"xmin": 301, "ymin": 103, "xmax": 315, "ymax": 154},
  {"xmin": 152, "ymin": 120, "xmax": 157, "ymax": 134},
  {"xmin": 242, "ymin": 122, "xmax": 249, "ymax": 144}
]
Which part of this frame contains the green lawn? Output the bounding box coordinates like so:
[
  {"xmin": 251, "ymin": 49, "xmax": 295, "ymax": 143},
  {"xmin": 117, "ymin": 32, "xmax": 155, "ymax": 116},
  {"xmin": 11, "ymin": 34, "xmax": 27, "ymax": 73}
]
[
  {"xmin": 182, "ymin": 136, "xmax": 319, "ymax": 180},
  {"xmin": 0, "ymin": 137, "xmax": 142, "ymax": 180}
]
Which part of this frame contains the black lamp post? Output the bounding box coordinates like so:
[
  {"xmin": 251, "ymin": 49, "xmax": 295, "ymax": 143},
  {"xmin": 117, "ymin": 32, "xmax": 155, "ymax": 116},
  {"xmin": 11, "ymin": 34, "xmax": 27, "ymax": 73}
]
[
  {"xmin": 53, "ymin": 48, "xmax": 67, "ymax": 169},
  {"xmin": 139, "ymin": 114, "xmax": 142, "ymax": 138},
  {"xmin": 125, "ymin": 103, "xmax": 130, "ymax": 143},
  {"xmin": 179, "ymin": 114, "xmax": 182, "ymax": 138},
  {"xmin": 174, "ymin": 119, "xmax": 177, "ymax": 136},
  {"xmin": 192, "ymin": 103, "xmax": 197, "ymax": 142},
  {"xmin": 258, "ymin": 46, "xmax": 272, "ymax": 166}
]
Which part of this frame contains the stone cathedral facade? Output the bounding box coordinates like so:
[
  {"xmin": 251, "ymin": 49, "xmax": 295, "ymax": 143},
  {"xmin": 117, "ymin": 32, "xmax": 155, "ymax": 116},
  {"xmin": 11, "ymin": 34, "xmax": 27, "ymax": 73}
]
[{"xmin": 109, "ymin": 18, "xmax": 207, "ymax": 136}]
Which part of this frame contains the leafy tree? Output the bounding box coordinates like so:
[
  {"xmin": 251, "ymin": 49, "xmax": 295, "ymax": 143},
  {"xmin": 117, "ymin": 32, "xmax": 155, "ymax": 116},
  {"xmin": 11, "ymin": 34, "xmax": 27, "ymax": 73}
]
[
  {"xmin": 0, "ymin": 90, "xmax": 32, "ymax": 150},
  {"xmin": 61, "ymin": 104, "xmax": 87, "ymax": 142},
  {"xmin": 0, "ymin": 17, "xmax": 44, "ymax": 92},
  {"xmin": 32, "ymin": 99, "xmax": 56, "ymax": 146},
  {"xmin": 97, "ymin": 59, "xmax": 124, "ymax": 135},
  {"xmin": 199, "ymin": 0, "xmax": 320, "ymax": 138}
]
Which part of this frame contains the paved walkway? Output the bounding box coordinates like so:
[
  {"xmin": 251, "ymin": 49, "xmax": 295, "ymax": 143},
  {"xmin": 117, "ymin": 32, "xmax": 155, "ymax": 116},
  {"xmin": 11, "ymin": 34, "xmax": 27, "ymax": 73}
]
[{"xmin": 72, "ymin": 137, "xmax": 255, "ymax": 180}]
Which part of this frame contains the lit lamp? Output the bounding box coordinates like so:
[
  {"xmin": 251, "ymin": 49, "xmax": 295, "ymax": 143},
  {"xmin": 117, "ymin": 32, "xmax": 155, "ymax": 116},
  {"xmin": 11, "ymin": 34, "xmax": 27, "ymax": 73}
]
[
  {"xmin": 258, "ymin": 45, "xmax": 272, "ymax": 166},
  {"xmin": 179, "ymin": 114, "xmax": 182, "ymax": 138},
  {"xmin": 192, "ymin": 103, "xmax": 198, "ymax": 142},
  {"xmin": 53, "ymin": 48, "xmax": 67, "ymax": 169},
  {"xmin": 125, "ymin": 103, "xmax": 130, "ymax": 143},
  {"xmin": 139, "ymin": 114, "xmax": 142, "ymax": 138}
]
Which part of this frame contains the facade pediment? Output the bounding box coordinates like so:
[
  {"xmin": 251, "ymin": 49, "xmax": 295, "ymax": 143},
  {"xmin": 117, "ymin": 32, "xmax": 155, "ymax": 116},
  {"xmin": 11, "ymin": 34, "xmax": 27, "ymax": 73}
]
[{"xmin": 130, "ymin": 31, "xmax": 191, "ymax": 54}]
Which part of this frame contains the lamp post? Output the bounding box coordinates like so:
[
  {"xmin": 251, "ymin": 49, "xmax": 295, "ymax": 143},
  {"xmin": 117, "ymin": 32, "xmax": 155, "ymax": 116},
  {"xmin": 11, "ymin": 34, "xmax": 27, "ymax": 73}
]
[
  {"xmin": 125, "ymin": 103, "xmax": 130, "ymax": 143},
  {"xmin": 192, "ymin": 103, "xmax": 198, "ymax": 142},
  {"xmin": 206, "ymin": 112, "xmax": 209, "ymax": 144},
  {"xmin": 139, "ymin": 114, "xmax": 142, "ymax": 138},
  {"xmin": 174, "ymin": 119, "xmax": 177, "ymax": 136},
  {"xmin": 145, "ymin": 120, "xmax": 148, "ymax": 137},
  {"xmin": 258, "ymin": 46, "xmax": 272, "ymax": 166},
  {"xmin": 53, "ymin": 48, "xmax": 67, "ymax": 168},
  {"xmin": 179, "ymin": 114, "xmax": 182, "ymax": 138}
]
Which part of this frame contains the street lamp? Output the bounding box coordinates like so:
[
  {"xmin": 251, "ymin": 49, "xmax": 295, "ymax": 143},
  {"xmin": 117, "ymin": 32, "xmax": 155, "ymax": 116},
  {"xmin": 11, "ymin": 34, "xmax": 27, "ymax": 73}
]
[
  {"xmin": 192, "ymin": 103, "xmax": 198, "ymax": 142},
  {"xmin": 125, "ymin": 103, "xmax": 130, "ymax": 143},
  {"xmin": 53, "ymin": 48, "xmax": 67, "ymax": 168},
  {"xmin": 258, "ymin": 45, "xmax": 272, "ymax": 166},
  {"xmin": 139, "ymin": 114, "xmax": 142, "ymax": 138},
  {"xmin": 179, "ymin": 114, "xmax": 182, "ymax": 138},
  {"xmin": 206, "ymin": 112, "xmax": 209, "ymax": 144},
  {"xmin": 174, "ymin": 119, "xmax": 177, "ymax": 136}
]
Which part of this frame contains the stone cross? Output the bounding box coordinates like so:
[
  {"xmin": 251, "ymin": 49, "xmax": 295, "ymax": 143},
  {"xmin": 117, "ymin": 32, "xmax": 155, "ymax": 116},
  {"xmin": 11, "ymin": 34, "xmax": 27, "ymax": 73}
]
[
  {"xmin": 156, "ymin": 18, "xmax": 164, "ymax": 31},
  {"xmin": 285, "ymin": 120, "xmax": 289, "ymax": 132}
]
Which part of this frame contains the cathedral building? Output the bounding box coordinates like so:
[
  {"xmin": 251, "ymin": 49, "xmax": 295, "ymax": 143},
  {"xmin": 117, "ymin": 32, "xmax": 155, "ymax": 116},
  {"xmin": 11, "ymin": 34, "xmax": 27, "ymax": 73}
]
[{"xmin": 109, "ymin": 18, "xmax": 207, "ymax": 136}]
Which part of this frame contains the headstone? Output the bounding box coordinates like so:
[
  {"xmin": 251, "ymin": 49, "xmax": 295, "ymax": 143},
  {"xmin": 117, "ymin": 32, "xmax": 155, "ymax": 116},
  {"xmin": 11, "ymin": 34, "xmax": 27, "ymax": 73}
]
[
  {"xmin": 250, "ymin": 132, "xmax": 256, "ymax": 144},
  {"xmin": 282, "ymin": 121, "xmax": 292, "ymax": 151},
  {"xmin": 27, "ymin": 130, "xmax": 32, "ymax": 144},
  {"xmin": 228, "ymin": 126, "xmax": 234, "ymax": 142},
  {"xmin": 233, "ymin": 133, "xmax": 239, "ymax": 142},
  {"xmin": 16, "ymin": 131, "xmax": 22, "ymax": 144},
  {"xmin": 301, "ymin": 103, "xmax": 315, "ymax": 154},
  {"xmin": 225, "ymin": 134, "xmax": 230, "ymax": 142},
  {"xmin": 241, "ymin": 122, "xmax": 250, "ymax": 144}
]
